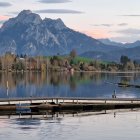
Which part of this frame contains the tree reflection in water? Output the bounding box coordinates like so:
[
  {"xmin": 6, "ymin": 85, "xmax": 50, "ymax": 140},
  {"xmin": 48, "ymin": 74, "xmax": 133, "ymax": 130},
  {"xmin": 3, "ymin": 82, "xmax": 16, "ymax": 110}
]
[{"xmin": 0, "ymin": 72, "xmax": 139, "ymax": 98}]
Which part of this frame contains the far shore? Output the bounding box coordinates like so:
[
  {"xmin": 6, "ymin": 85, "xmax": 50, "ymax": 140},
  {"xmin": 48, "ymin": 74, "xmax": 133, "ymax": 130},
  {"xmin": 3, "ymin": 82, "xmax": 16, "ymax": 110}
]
[
  {"xmin": 75, "ymin": 70, "xmax": 140, "ymax": 74},
  {"xmin": 0, "ymin": 70, "xmax": 140, "ymax": 74}
]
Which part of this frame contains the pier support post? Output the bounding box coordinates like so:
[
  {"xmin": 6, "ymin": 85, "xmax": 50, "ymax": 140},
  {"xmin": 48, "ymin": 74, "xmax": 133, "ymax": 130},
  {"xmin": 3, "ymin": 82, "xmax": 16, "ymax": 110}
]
[
  {"xmin": 56, "ymin": 112, "xmax": 59, "ymax": 117},
  {"xmin": 56, "ymin": 99, "xmax": 58, "ymax": 104}
]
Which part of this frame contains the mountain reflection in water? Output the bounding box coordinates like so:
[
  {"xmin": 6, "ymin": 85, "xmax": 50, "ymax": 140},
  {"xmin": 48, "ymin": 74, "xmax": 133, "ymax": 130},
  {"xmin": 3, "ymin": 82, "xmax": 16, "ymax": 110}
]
[{"xmin": 0, "ymin": 72, "xmax": 140, "ymax": 98}]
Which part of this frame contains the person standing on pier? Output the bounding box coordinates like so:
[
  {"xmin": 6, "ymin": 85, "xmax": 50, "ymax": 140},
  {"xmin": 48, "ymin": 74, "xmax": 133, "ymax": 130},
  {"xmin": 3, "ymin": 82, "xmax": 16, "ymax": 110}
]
[{"xmin": 112, "ymin": 90, "xmax": 117, "ymax": 98}]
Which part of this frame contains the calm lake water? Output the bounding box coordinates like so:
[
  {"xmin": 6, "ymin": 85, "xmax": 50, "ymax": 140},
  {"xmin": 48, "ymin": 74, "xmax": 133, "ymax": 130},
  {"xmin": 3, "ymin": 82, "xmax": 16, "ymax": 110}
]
[
  {"xmin": 0, "ymin": 110, "xmax": 140, "ymax": 140},
  {"xmin": 0, "ymin": 72, "xmax": 140, "ymax": 99},
  {"xmin": 0, "ymin": 72, "xmax": 140, "ymax": 140}
]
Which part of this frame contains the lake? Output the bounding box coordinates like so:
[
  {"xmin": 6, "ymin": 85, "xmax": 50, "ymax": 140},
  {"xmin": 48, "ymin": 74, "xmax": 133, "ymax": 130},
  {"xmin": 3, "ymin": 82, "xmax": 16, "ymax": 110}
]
[
  {"xmin": 0, "ymin": 72, "xmax": 140, "ymax": 140},
  {"xmin": 0, "ymin": 109, "xmax": 140, "ymax": 140},
  {"xmin": 0, "ymin": 72, "xmax": 140, "ymax": 99}
]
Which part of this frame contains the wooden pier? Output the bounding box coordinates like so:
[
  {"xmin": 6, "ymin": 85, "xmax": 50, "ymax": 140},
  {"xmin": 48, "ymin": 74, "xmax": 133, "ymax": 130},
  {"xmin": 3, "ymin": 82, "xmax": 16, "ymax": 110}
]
[
  {"xmin": 1, "ymin": 97, "xmax": 140, "ymax": 104},
  {"xmin": 0, "ymin": 97, "xmax": 140, "ymax": 114}
]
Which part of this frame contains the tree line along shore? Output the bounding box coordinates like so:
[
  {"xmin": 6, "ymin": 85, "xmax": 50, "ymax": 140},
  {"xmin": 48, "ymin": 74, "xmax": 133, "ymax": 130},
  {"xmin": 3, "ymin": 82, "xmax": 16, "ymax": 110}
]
[{"xmin": 0, "ymin": 50, "xmax": 140, "ymax": 73}]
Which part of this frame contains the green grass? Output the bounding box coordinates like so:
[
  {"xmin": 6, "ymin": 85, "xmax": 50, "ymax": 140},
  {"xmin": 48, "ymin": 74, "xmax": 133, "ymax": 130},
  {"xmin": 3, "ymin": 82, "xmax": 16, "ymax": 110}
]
[
  {"xmin": 74, "ymin": 57, "xmax": 112, "ymax": 65},
  {"xmin": 36, "ymin": 55, "xmax": 112, "ymax": 65}
]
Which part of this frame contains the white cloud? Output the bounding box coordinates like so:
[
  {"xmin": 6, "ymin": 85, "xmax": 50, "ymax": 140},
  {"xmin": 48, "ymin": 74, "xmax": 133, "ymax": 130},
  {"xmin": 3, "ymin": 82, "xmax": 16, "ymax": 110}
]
[
  {"xmin": 35, "ymin": 9, "xmax": 84, "ymax": 14},
  {"xmin": 0, "ymin": 2, "xmax": 12, "ymax": 7},
  {"xmin": 39, "ymin": 0, "xmax": 72, "ymax": 3}
]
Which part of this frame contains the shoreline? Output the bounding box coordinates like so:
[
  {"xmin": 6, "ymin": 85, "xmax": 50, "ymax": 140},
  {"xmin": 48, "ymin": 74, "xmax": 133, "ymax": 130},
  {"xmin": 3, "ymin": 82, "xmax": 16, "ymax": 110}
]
[
  {"xmin": 0, "ymin": 70, "xmax": 140, "ymax": 74},
  {"xmin": 75, "ymin": 70, "xmax": 140, "ymax": 74}
]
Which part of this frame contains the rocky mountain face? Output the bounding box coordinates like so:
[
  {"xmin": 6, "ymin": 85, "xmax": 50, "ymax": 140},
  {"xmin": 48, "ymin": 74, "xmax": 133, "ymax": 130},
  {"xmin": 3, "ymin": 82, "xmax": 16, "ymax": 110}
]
[{"xmin": 0, "ymin": 10, "xmax": 122, "ymax": 56}]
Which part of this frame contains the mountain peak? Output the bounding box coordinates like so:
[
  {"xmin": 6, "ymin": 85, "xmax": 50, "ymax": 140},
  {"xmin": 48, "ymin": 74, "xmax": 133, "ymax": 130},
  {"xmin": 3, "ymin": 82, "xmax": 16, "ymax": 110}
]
[
  {"xmin": 18, "ymin": 10, "xmax": 32, "ymax": 16},
  {"xmin": 1, "ymin": 10, "xmax": 42, "ymax": 30},
  {"xmin": 16, "ymin": 10, "xmax": 42, "ymax": 25},
  {"xmin": 43, "ymin": 17, "xmax": 66, "ymax": 30},
  {"xmin": 0, "ymin": 10, "xmax": 123, "ymax": 57},
  {"xmin": 56, "ymin": 18, "xmax": 64, "ymax": 23}
]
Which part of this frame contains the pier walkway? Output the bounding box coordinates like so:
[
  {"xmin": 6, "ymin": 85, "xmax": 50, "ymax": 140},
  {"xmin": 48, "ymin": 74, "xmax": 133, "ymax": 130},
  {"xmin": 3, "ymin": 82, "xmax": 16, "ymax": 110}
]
[
  {"xmin": 0, "ymin": 97, "xmax": 140, "ymax": 114},
  {"xmin": 0, "ymin": 97, "xmax": 140, "ymax": 105}
]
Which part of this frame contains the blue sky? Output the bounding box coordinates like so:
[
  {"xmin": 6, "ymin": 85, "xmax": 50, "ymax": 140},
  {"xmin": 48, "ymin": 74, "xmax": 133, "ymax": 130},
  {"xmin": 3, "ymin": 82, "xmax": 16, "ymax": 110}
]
[{"xmin": 0, "ymin": 0, "xmax": 140, "ymax": 43}]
